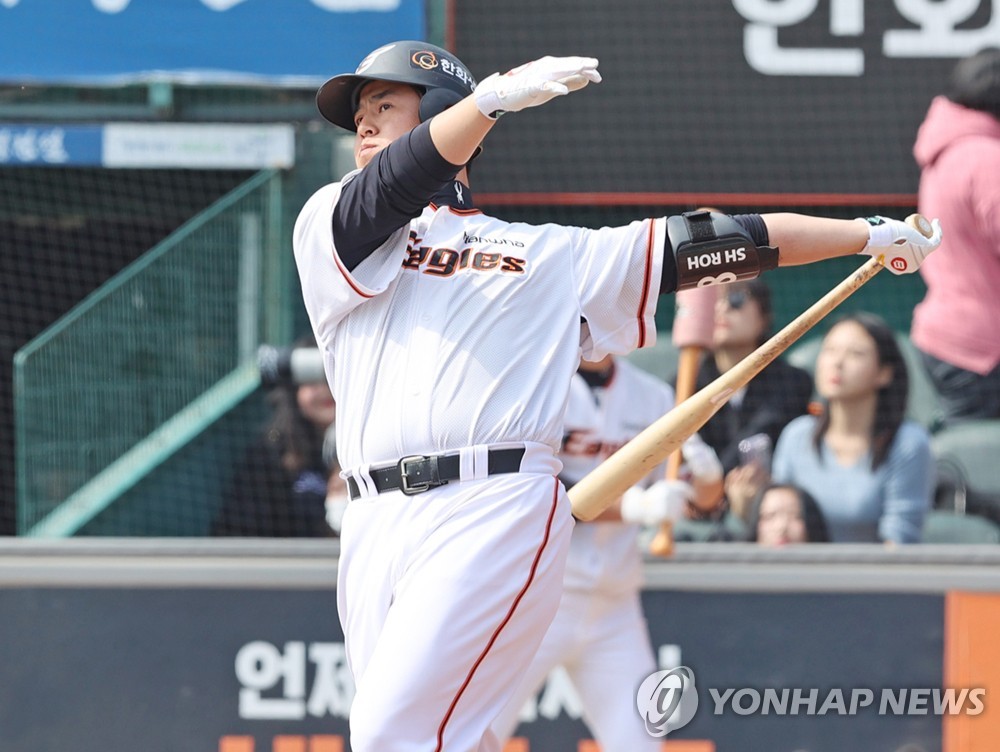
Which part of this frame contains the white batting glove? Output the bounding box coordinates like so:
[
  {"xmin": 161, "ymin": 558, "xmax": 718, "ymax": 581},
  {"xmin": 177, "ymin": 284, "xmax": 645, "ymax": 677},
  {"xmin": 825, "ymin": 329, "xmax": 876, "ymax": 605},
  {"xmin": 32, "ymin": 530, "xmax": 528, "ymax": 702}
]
[
  {"xmin": 621, "ymin": 480, "xmax": 693, "ymax": 526},
  {"xmin": 474, "ymin": 56, "xmax": 601, "ymax": 120},
  {"xmin": 856, "ymin": 216, "xmax": 942, "ymax": 275},
  {"xmin": 681, "ymin": 435, "xmax": 723, "ymax": 484}
]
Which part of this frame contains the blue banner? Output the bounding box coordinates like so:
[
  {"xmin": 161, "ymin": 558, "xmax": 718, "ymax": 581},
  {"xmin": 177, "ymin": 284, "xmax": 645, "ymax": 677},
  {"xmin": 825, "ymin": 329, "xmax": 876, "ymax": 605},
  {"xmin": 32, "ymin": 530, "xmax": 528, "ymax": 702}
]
[
  {"xmin": 0, "ymin": 125, "xmax": 103, "ymax": 166},
  {"xmin": 0, "ymin": 0, "xmax": 425, "ymax": 85},
  {"xmin": 0, "ymin": 124, "xmax": 296, "ymax": 168}
]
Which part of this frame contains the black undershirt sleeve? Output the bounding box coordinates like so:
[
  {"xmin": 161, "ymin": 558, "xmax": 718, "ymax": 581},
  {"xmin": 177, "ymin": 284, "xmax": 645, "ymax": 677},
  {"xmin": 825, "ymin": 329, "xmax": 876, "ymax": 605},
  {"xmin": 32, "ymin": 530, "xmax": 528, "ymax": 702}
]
[
  {"xmin": 658, "ymin": 213, "xmax": 771, "ymax": 294},
  {"xmin": 333, "ymin": 121, "xmax": 463, "ymax": 271},
  {"xmin": 733, "ymin": 213, "xmax": 770, "ymax": 248}
]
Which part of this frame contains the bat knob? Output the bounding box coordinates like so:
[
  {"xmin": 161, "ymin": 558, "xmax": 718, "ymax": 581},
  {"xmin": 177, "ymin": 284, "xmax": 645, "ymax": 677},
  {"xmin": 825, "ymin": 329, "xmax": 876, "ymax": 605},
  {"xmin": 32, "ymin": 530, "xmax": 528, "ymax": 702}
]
[
  {"xmin": 649, "ymin": 521, "xmax": 675, "ymax": 558},
  {"xmin": 905, "ymin": 213, "xmax": 933, "ymax": 239}
]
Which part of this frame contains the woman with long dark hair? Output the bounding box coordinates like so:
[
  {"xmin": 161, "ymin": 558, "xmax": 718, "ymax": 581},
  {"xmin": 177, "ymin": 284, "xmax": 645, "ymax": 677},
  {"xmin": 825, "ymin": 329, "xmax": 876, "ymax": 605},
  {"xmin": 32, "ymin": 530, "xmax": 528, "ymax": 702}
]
[{"xmin": 769, "ymin": 313, "xmax": 933, "ymax": 543}]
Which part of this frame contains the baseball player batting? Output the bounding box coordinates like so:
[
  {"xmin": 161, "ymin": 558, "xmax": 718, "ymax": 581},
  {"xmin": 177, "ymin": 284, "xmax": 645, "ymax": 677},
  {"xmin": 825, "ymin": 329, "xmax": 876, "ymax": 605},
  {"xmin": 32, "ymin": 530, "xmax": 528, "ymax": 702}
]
[
  {"xmin": 490, "ymin": 354, "xmax": 721, "ymax": 750},
  {"xmin": 292, "ymin": 40, "xmax": 942, "ymax": 751}
]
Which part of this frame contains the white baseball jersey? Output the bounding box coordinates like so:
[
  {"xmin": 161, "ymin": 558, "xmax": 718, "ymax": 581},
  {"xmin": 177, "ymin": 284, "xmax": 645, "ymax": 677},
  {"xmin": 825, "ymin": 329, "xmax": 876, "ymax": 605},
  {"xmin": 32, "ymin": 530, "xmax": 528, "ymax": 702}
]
[
  {"xmin": 293, "ymin": 173, "xmax": 665, "ymax": 472},
  {"xmin": 560, "ymin": 358, "xmax": 676, "ymax": 594},
  {"xmin": 491, "ymin": 358, "xmax": 681, "ymax": 751},
  {"xmin": 294, "ymin": 174, "xmax": 666, "ymax": 752}
]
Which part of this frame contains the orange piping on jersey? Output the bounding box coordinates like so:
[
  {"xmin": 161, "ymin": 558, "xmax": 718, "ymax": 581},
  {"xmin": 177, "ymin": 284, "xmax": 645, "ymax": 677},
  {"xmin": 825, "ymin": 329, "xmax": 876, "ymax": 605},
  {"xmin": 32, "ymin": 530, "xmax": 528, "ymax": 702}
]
[
  {"xmin": 475, "ymin": 191, "xmax": 917, "ymax": 207},
  {"xmin": 636, "ymin": 219, "xmax": 656, "ymax": 348},
  {"xmin": 427, "ymin": 201, "xmax": 483, "ymax": 216},
  {"xmin": 435, "ymin": 478, "xmax": 561, "ymax": 752},
  {"xmin": 332, "ymin": 244, "xmax": 376, "ymax": 299},
  {"xmin": 328, "ymin": 195, "xmax": 376, "ymax": 298}
]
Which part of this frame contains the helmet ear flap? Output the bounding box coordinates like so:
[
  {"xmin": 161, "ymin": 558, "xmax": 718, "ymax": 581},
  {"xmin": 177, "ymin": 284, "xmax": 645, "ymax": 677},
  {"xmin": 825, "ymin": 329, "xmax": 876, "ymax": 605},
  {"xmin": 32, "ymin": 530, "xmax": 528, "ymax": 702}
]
[{"xmin": 418, "ymin": 87, "xmax": 464, "ymax": 122}]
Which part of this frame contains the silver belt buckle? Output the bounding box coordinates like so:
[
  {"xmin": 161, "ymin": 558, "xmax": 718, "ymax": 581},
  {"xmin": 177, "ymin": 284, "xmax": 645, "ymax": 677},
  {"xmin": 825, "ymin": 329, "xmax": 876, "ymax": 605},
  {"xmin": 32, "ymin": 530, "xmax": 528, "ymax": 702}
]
[{"xmin": 398, "ymin": 454, "xmax": 443, "ymax": 495}]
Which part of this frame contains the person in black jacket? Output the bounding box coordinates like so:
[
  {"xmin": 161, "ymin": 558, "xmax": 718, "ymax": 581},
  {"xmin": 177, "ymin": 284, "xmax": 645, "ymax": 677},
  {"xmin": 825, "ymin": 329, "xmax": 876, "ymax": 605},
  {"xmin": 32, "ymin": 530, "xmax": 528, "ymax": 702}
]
[
  {"xmin": 684, "ymin": 279, "xmax": 813, "ymax": 520},
  {"xmin": 211, "ymin": 342, "xmax": 340, "ymax": 538}
]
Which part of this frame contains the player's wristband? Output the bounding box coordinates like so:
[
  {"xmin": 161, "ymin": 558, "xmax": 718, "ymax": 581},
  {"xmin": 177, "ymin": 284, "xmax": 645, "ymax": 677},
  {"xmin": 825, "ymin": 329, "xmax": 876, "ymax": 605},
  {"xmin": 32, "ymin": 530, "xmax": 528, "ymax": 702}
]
[
  {"xmin": 667, "ymin": 210, "xmax": 779, "ymax": 291},
  {"xmin": 473, "ymin": 73, "xmax": 506, "ymax": 120}
]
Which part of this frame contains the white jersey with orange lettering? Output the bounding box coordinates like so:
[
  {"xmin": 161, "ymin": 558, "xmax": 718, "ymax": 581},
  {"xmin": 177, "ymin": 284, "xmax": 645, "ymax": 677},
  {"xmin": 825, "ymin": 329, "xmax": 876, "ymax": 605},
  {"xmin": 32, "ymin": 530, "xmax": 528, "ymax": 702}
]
[
  {"xmin": 293, "ymin": 175, "xmax": 665, "ymax": 752},
  {"xmin": 295, "ymin": 175, "xmax": 664, "ymax": 472},
  {"xmin": 491, "ymin": 357, "xmax": 715, "ymax": 751}
]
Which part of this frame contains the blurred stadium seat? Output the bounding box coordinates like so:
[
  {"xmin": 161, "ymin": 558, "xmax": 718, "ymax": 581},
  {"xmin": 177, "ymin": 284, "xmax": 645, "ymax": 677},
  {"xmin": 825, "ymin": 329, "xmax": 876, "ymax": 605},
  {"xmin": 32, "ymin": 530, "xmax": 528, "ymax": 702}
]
[
  {"xmin": 931, "ymin": 419, "xmax": 1000, "ymax": 522},
  {"xmin": 921, "ymin": 510, "xmax": 1000, "ymax": 544}
]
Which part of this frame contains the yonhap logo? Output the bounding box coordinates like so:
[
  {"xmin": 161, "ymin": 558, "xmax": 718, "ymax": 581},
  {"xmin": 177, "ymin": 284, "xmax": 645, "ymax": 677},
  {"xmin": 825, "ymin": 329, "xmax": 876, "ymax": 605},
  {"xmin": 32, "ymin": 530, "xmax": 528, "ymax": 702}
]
[
  {"xmin": 635, "ymin": 666, "xmax": 987, "ymax": 739},
  {"xmin": 636, "ymin": 666, "xmax": 699, "ymax": 737}
]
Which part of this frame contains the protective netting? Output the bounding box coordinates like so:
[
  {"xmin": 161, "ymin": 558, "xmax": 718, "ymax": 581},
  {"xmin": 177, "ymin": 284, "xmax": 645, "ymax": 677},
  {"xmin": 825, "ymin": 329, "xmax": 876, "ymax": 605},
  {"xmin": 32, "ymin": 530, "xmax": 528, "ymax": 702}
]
[
  {"xmin": 3, "ymin": 0, "xmax": 999, "ymax": 537},
  {"xmin": 450, "ymin": 0, "xmax": 1000, "ymax": 533},
  {"xmin": 451, "ymin": 0, "xmax": 979, "ymax": 200},
  {"xmin": 0, "ymin": 166, "xmax": 260, "ymax": 534}
]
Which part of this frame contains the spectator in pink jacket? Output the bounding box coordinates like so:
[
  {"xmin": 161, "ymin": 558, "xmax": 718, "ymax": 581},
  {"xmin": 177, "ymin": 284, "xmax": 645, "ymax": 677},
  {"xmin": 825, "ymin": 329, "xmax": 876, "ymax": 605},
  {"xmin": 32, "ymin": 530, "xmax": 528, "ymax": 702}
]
[{"xmin": 911, "ymin": 47, "xmax": 1000, "ymax": 422}]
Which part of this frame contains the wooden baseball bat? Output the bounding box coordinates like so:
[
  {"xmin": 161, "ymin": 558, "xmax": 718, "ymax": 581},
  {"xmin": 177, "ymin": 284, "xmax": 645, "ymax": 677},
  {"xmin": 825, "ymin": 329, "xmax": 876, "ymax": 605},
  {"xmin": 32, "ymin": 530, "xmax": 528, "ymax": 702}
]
[
  {"xmin": 569, "ymin": 214, "xmax": 932, "ymax": 521},
  {"xmin": 644, "ymin": 349, "xmax": 695, "ymax": 557},
  {"xmin": 649, "ymin": 287, "xmax": 717, "ymax": 557}
]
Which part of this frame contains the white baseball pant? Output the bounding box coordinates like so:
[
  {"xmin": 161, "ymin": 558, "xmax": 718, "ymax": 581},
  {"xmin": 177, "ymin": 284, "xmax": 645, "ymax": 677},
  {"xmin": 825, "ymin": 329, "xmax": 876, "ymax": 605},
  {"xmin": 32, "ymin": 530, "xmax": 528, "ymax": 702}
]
[{"xmin": 339, "ymin": 464, "xmax": 573, "ymax": 751}]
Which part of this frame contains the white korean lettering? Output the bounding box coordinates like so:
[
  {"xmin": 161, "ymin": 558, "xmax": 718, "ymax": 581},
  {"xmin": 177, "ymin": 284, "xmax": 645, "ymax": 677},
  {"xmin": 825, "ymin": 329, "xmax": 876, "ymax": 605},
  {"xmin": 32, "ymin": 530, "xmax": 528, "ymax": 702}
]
[
  {"xmin": 12, "ymin": 130, "xmax": 39, "ymax": 162},
  {"xmin": 235, "ymin": 641, "xmax": 307, "ymax": 720},
  {"xmin": 884, "ymin": 0, "xmax": 1000, "ymax": 58},
  {"xmin": 831, "ymin": 0, "xmax": 865, "ymax": 35},
  {"xmin": 733, "ymin": 0, "xmax": 864, "ymax": 76},
  {"xmin": 38, "ymin": 129, "xmax": 69, "ymax": 164},
  {"xmin": 306, "ymin": 642, "xmax": 355, "ymax": 719}
]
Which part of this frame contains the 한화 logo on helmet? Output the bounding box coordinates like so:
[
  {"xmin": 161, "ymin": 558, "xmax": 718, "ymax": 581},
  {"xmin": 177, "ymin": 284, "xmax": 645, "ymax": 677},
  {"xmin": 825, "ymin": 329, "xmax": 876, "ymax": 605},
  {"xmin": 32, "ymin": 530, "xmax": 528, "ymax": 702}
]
[
  {"xmin": 410, "ymin": 50, "xmax": 439, "ymax": 71},
  {"xmin": 636, "ymin": 666, "xmax": 699, "ymax": 737},
  {"xmin": 408, "ymin": 48, "xmax": 475, "ymax": 88}
]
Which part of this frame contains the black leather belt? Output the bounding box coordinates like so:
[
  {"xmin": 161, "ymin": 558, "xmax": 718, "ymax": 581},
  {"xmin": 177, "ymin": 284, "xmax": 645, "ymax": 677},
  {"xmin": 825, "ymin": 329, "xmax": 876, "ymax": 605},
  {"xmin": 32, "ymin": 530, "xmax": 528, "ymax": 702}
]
[{"xmin": 347, "ymin": 447, "xmax": 526, "ymax": 500}]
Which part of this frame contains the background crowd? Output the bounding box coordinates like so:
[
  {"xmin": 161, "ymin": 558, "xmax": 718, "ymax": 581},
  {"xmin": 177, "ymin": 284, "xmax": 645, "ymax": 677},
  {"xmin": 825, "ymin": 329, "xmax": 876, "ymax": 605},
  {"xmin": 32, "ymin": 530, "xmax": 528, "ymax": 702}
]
[{"xmin": 215, "ymin": 48, "xmax": 1000, "ymax": 548}]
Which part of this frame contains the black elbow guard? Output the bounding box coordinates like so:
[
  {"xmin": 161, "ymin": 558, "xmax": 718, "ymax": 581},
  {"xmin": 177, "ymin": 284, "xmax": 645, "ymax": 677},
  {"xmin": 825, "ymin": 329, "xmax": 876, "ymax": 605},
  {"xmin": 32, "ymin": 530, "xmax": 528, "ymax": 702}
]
[{"xmin": 667, "ymin": 210, "xmax": 779, "ymax": 291}]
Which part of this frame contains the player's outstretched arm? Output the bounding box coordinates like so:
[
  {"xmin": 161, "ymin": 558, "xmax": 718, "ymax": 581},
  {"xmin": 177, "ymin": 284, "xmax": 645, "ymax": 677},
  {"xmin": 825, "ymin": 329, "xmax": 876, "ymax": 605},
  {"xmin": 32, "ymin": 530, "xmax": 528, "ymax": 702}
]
[
  {"xmin": 428, "ymin": 55, "xmax": 601, "ymax": 167},
  {"xmin": 763, "ymin": 213, "xmax": 943, "ymax": 274}
]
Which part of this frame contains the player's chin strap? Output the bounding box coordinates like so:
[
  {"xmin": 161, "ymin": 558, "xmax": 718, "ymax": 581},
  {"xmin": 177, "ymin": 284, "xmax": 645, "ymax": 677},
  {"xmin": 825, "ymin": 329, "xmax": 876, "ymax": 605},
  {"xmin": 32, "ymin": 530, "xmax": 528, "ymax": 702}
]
[{"xmin": 668, "ymin": 210, "xmax": 779, "ymax": 291}]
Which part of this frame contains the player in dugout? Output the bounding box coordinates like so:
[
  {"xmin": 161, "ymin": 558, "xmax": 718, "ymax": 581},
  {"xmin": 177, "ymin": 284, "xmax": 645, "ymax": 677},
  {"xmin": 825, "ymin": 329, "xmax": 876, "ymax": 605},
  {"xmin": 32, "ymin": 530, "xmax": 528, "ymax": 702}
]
[{"xmin": 292, "ymin": 41, "xmax": 942, "ymax": 751}]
